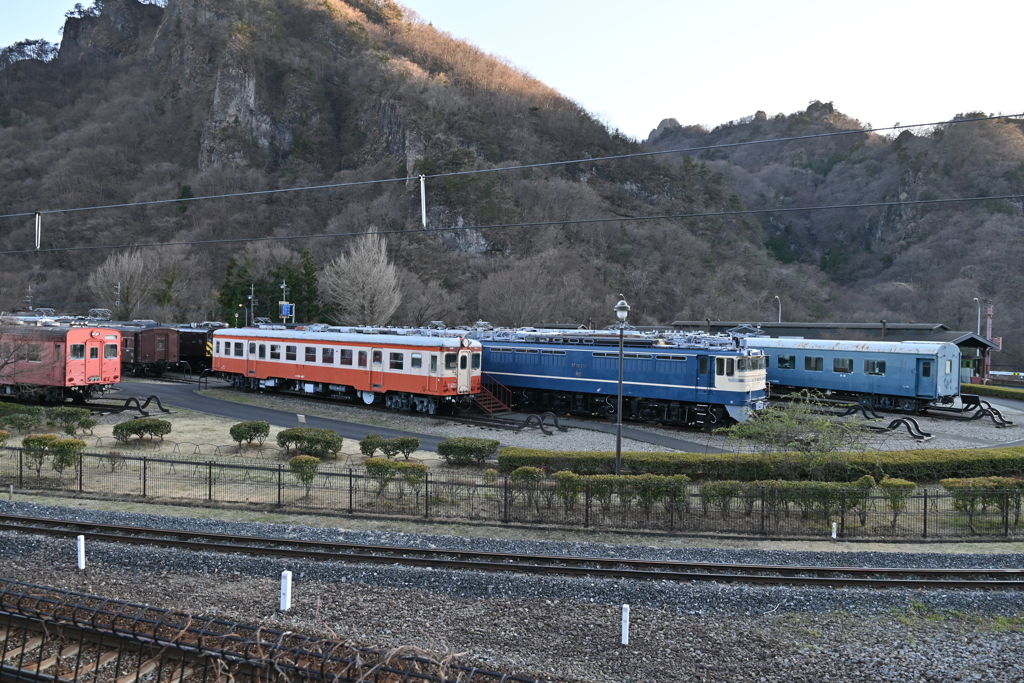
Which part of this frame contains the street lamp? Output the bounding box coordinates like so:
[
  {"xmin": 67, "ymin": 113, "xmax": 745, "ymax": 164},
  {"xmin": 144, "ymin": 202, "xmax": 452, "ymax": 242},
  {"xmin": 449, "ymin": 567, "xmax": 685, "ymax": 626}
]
[
  {"xmin": 614, "ymin": 297, "xmax": 630, "ymax": 476},
  {"xmin": 773, "ymin": 295, "xmax": 781, "ymax": 323},
  {"xmin": 238, "ymin": 303, "xmax": 246, "ymax": 327},
  {"xmin": 973, "ymin": 297, "xmax": 981, "ymax": 335}
]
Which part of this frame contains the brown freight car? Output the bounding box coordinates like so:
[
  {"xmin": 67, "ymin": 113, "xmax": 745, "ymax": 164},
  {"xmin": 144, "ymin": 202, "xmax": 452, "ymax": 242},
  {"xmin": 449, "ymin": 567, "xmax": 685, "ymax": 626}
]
[{"xmin": 105, "ymin": 322, "xmax": 180, "ymax": 376}]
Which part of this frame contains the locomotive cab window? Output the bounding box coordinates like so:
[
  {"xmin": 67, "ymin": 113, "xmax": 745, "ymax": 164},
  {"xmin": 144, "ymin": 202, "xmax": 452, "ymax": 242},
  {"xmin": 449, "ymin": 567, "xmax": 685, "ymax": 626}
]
[
  {"xmin": 411, "ymin": 353, "xmax": 422, "ymax": 369},
  {"xmin": 270, "ymin": 344, "xmax": 281, "ymax": 360},
  {"xmin": 699, "ymin": 357, "xmax": 709, "ymax": 374},
  {"xmin": 921, "ymin": 361, "xmax": 932, "ymax": 378},
  {"xmin": 104, "ymin": 344, "xmax": 118, "ymax": 359},
  {"xmin": 286, "ymin": 346, "xmax": 297, "ymax": 361},
  {"xmin": 833, "ymin": 357, "xmax": 853, "ymax": 373},
  {"xmin": 390, "ymin": 352, "xmax": 404, "ymax": 370},
  {"xmin": 460, "ymin": 354, "xmax": 468, "ymax": 370},
  {"xmin": 804, "ymin": 356, "xmax": 824, "ymax": 372},
  {"xmin": 445, "ymin": 353, "xmax": 458, "ymax": 370},
  {"xmin": 777, "ymin": 355, "xmax": 796, "ymax": 369},
  {"xmin": 715, "ymin": 358, "xmax": 734, "ymax": 376},
  {"xmin": 472, "ymin": 353, "xmax": 481, "ymax": 370},
  {"xmin": 864, "ymin": 360, "xmax": 886, "ymax": 376},
  {"xmin": 70, "ymin": 344, "xmax": 85, "ymax": 360}
]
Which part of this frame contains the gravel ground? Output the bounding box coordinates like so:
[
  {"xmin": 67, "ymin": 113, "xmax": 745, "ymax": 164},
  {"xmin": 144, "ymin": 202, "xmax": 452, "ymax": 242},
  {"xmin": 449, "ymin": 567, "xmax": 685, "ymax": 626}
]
[{"xmin": 1, "ymin": 500, "xmax": 1022, "ymax": 682}]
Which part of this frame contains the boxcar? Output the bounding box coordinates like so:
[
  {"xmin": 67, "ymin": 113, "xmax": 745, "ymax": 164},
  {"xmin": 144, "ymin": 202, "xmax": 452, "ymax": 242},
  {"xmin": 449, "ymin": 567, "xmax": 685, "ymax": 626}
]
[
  {"xmin": 746, "ymin": 338, "xmax": 960, "ymax": 411},
  {"xmin": 104, "ymin": 322, "xmax": 180, "ymax": 376},
  {"xmin": 212, "ymin": 327, "xmax": 482, "ymax": 413},
  {"xmin": 0, "ymin": 325, "xmax": 121, "ymax": 401}
]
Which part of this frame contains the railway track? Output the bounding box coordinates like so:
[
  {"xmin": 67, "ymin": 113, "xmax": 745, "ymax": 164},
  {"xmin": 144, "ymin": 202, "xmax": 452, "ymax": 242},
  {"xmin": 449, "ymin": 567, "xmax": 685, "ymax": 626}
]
[
  {"xmin": 0, "ymin": 513, "xmax": 1021, "ymax": 590},
  {"xmin": 0, "ymin": 579, "xmax": 540, "ymax": 683}
]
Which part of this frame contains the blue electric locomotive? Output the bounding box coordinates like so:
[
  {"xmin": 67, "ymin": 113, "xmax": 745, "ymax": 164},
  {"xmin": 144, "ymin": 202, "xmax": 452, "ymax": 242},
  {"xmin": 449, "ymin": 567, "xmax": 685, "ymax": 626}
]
[
  {"xmin": 474, "ymin": 328, "xmax": 768, "ymax": 427},
  {"xmin": 745, "ymin": 338, "xmax": 960, "ymax": 412}
]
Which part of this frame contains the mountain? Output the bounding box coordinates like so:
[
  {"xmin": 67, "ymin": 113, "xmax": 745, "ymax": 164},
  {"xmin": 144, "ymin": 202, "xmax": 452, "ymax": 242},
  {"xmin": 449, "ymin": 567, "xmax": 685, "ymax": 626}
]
[
  {"xmin": 0, "ymin": 0, "xmax": 834, "ymax": 330},
  {"xmin": 647, "ymin": 103, "xmax": 1024, "ymax": 367}
]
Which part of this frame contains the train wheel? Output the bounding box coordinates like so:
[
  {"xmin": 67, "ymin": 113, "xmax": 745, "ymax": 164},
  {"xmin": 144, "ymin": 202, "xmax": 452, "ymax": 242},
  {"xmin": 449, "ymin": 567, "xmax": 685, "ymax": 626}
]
[{"xmin": 360, "ymin": 391, "xmax": 376, "ymax": 405}]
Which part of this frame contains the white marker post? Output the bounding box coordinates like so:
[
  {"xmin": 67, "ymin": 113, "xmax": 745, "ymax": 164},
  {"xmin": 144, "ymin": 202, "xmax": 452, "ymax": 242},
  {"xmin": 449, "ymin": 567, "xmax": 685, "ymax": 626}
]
[
  {"xmin": 77, "ymin": 535, "xmax": 86, "ymax": 570},
  {"xmin": 297, "ymin": 414, "xmax": 306, "ymax": 426},
  {"xmin": 621, "ymin": 604, "xmax": 630, "ymax": 646},
  {"xmin": 420, "ymin": 175, "xmax": 427, "ymax": 227},
  {"xmin": 832, "ymin": 522, "xmax": 838, "ymax": 540},
  {"xmin": 280, "ymin": 570, "xmax": 292, "ymax": 611}
]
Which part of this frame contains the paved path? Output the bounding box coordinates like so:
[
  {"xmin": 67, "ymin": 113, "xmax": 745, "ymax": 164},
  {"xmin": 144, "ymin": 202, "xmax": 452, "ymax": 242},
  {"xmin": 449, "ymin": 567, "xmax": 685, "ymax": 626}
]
[{"xmin": 118, "ymin": 379, "xmax": 716, "ymax": 453}]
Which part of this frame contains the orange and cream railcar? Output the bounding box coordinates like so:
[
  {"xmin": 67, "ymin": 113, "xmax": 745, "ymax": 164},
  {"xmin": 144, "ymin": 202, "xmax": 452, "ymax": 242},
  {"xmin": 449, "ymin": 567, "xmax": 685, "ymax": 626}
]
[
  {"xmin": 212, "ymin": 327, "xmax": 482, "ymax": 413},
  {"xmin": 0, "ymin": 326, "xmax": 121, "ymax": 401}
]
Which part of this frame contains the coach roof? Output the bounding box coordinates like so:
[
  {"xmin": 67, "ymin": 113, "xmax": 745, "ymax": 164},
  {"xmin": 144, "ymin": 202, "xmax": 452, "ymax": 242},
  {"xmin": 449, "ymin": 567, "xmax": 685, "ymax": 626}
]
[
  {"xmin": 746, "ymin": 338, "xmax": 958, "ymax": 355},
  {"xmin": 212, "ymin": 328, "xmax": 480, "ymax": 349}
]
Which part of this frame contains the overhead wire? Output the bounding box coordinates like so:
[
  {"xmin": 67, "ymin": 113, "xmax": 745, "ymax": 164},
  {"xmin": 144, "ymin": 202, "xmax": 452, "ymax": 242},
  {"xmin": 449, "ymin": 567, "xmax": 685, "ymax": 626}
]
[
  {"xmin": 0, "ymin": 111, "xmax": 1019, "ymax": 222},
  {"xmin": 0, "ymin": 191, "xmax": 1019, "ymax": 256}
]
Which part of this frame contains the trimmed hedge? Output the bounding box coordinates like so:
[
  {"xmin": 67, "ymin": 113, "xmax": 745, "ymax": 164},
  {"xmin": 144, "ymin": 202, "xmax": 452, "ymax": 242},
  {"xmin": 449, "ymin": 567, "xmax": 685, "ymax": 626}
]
[
  {"xmin": 0, "ymin": 405, "xmax": 44, "ymax": 433},
  {"xmin": 230, "ymin": 421, "xmax": 271, "ymax": 447},
  {"xmin": 961, "ymin": 384, "xmax": 1024, "ymax": 400},
  {"xmin": 498, "ymin": 446, "xmax": 1024, "ymax": 482},
  {"xmin": 438, "ymin": 437, "xmax": 501, "ymax": 465},
  {"xmin": 289, "ymin": 455, "xmax": 321, "ymax": 495},
  {"xmin": 46, "ymin": 407, "xmax": 97, "ymax": 436},
  {"xmin": 276, "ymin": 428, "xmax": 343, "ymax": 458},
  {"xmin": 364, "ymin": 458, "xmax": 428, "ymax": 496},
  {"xmin": 112, "ymin": 418, "xmax": 172, "ymax": 443},
  {"xmin": 941, "ymin": 476, "xmax": 1024, "ymax": 527}
]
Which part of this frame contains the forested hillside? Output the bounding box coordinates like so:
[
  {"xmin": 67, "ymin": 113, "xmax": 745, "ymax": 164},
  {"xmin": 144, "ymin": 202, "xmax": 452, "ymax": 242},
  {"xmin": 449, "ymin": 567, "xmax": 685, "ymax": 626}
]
[{"xmin": 648, "ymin": 103, "xmax": 1024, "ymax": 366}]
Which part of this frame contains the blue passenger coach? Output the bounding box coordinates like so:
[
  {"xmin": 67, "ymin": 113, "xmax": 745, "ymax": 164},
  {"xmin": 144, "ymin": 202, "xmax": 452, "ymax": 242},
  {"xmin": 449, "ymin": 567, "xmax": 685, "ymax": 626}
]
[
  {"xmin": 745, "ymin": 338, "xmax": 960, "ymax": 412},
  {"xmin": 475, "ymin": 329, "xmax": 768, "ymax": 427}
]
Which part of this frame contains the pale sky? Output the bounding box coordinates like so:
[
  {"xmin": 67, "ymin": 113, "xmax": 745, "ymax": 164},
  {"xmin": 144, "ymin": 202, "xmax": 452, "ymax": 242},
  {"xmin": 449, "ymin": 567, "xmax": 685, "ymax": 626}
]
[{"xmin": 3, "ymin": 0, "xmax": 1022, "ymax": 140}]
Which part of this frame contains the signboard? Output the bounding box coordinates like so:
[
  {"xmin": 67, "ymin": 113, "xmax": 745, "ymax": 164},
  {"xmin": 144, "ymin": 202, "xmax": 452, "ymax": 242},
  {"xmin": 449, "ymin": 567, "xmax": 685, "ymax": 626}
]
[{"xmin": 279, "ymin": 302, "xmax": 292, "ymax": 317}]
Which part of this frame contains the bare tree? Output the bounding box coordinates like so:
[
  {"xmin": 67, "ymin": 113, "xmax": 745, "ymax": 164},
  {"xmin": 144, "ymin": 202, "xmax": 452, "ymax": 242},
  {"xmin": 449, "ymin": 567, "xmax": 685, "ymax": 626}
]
[
  {"xmin": 320, "ymin": 228, "xmax": 401, "ymax": 325},
  {"xmin": 0, "ymin": 271, "xmax": 27, "ymax": 313},
  {"xmin": 86, "ymin": 248, "xmax": 153, "ymax": 320}
]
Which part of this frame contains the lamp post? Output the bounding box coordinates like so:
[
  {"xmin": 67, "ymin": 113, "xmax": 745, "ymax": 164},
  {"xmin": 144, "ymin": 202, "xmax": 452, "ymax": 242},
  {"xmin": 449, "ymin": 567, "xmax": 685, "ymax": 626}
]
[
  {"xmin": 614, "ymin": 297, "xmax": 630, "ymax": 476},
  {"xmin": 973, "ymin": 297, "xmax": 981, "ymax": 335},
  {"xmin": 238, "ymin": 303, "xmax": 246, "ymax": 327},
  {"xmin": 773, "ymin": 296, "xmax": 781, "ymax": 323}
]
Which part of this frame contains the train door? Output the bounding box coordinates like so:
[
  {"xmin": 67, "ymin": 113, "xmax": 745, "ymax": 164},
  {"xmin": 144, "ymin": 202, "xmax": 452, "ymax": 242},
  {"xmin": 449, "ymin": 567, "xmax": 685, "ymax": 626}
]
[
  {"xmin": 428, "ymin": 353, "xmax": 440, "ymax": 393},
  {"xmin": 457, "ymin": 350, "xmax": 472, "ymax": 394},
  {"xmin": 155, "ymin": 332, "xmax": 169, "ymax": 362},
  {"xmin": 695, "ymin": 355, "xmax": 714, "ymax": 402},
  {"xmin": 246, "ymin": 342, "xmax": 258, "ymax": 377},
  {"xmin": 85, "ymin": 338, "xmax": 102, "ymax": 381},
  {"xmin": 371, "ymin": 348, "xmax": 385, "ymax": 390},
  {"xmin": 915, "ymin": 358, "xmax": 934, "ymax": 397}
]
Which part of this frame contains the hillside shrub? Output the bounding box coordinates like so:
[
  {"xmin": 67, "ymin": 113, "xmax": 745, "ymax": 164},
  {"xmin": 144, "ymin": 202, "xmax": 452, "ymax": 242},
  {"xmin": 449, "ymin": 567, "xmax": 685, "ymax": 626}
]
[
  {"xmin": 113, "ymin": 418, "xmax": 172, "ymax": 443},
  {"xmin": 438, "ymin": 437, "xmax": 500, "ymax": 465},
  {"xmin": 230, "ymin": 421, "xmax": 271, "ymax": 448},
  {"xmin": 46, "ymin": 407, "xmax": 97, "ymax": 436},
  {"xmin": 289, "ymin": 455, "xmax": 321, "ymax": 497},
  {"xmin": 276, "ymin": 428, "xmax": 342, "ymax": 458}
]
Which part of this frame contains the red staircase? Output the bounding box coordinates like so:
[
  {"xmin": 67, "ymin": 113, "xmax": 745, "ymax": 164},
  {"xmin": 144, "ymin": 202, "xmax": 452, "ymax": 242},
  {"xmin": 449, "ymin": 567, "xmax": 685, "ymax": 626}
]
[{"xmin": 475, "ymin": 373, "xmax": 513, "ymax": 414}]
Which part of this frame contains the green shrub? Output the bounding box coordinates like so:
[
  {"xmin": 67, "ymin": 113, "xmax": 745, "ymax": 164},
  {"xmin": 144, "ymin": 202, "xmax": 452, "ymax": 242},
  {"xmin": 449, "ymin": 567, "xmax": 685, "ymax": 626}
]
[
  {"xmin": 393, "ymin": 436, "xmax": 420, "ymax": 460},
  {"xmin": 878, "ymin": 477, "xmax": 917, "ymax": 528},
  {"xmin": 700, "ymin": 480, "xmax": 744, "ymax": 518},
  {"xmin": 961, "ymin": 384, "xmax": 1024, "ymax": 400},
  {"xmin": 276, "ymin": 428, "xmax": 342, "ymax": 458},
  {"xmin": 289, "ymin": 455, "xmax": 321, "ymax": 497},
  {"xmin": 941, "ymin": 476, "xmax": 1024, "ymax": 529},
  {"xmin": 0, "ymin": 430, "xmax": 10, "ymax": 447},
  {"xmin": 46, "ymin": 407, "xmax": 95, "ymax": 436},
  {"xmin": 112, "ymin": 418, "xmax": 172, "ymax": 443},
  {"xmin": 363, "ymin": 457, "xmax": 427, "ymax": 497},
  {"xmin": 5, "ymin": 412, "xmax": 43, "ymax": 433},
  {"xmin": 22, "ymin": 434, "xmax": 60, "ymax": 476},
  {"xmin": 552, "ymin": 470, "xmax": 584, "ymax": 511},
  {"xmin": 359, "ymin": 433, "xmax": 385, "ymax": 457},
  {"xmin": 50, "ymin": 438, "xmax": 86, "ymax": 475},
  {"xmin": 378, "ymin": 438, "xmax": 402, "ymax": 460},
  {"xmin": 230, "ymin": 421, "xmax": 271, "ymax": 448},
  {"xmin": 437, "ymin": 437, "xmax": 500, "ymax": 465}
]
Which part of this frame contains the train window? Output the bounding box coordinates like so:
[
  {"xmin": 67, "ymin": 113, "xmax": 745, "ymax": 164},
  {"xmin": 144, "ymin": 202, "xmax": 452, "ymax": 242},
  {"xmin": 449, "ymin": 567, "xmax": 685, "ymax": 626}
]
[
  {"xmin": 305, "ymin": 347, "xmax": 317, "ymax": 362},
  {"xmin": 259, "ymin": 344, "xmax": 266, "ymax": 360},
  {"xmin": 104, "ymin": 344, "xmax": 118, "ymax": 359},
  {"xmin": 372, "ymin": 350, "xmax": 383, "ymax": 365},
  {"xmin": 430, "ymin": 354, "xmax": 438, "ymax": 372},
  {"xmin": 89, "ymin": 346, "xmax": 98, "ymax": 360},
  {"xmin": 864, "ymin": 360, "xmax": 886, "ymax": 376},
  {"xmin": 286, "ymin": 346, "xmax": 297, "ymax": 361},
  {"xmin": 234, "ymin": 342, "xmax": 244, "ymax": 357},
  {"xmin": 727, "ymin": 358, "xmax": 734, "ymax": 376},
  {"xmin": 390, "ymin": 352, "xmax": 404, "ymax": 370},
  {"xmin": 339, "ymin": 349, "xmax": 353, "ymax": 366},
  {"xmin": 515, "ymin": 349, "xmax": 530, "ymax": 353},
  {"xmin": 716, "ymin": 358, "xmax": 723, "ymax": 375},
  {"xmin": 945, "ymin": 359, "xmax": 953, "ymax": 374},
  {"xmin": 472, "ymin": 353, "xmax": 481, "ymax": 369},
  {"xmin": 804, "ymin": 356, "xmax": 823, "ymax": 372},
  {"xmin": 70, "ymin": 344, "xmax": 85, "ymax": 360},
  {"xmin": 358, "ymin": 351, "xmax": 367, "ymax": 367},
  {"xmin": 30, "ymin": 345, "xmax": 42, "ymax": 362},
  {"xmin": 460, "ymin": 354, "xmax": 468, "ymax": 370},
  {"xmin": 777, "ymin": 355, "xmax": 795, "ymax": 369},
  {"xmin": 158, "ymin": 338, "xmax": 166, "ymax": 350},
  {"xmin": 922, "ymin": 361, "xmax": 932, "ymax": 378},
  {"xmin": 411, "ymin": 353, "xmax": 422, "ymax": 369},
  {"xmin": 699, "ymin": 357, "xmax": 708, "ymax": 374},
  {"xmin": 322, "ymin": 348, "xmax": 334, "ymax": 364},
  {"xmin": 249, "ymin": 342, "xmax": 256, "ymax": 355},
  {"xmin": 270, "ymin": 344, "xmax": 281, "ymax": 360},
  {"xmin": 215, "ymin": 341, "xmax": 220, "ymax": 354},
  {"xmin": 445, "ymin": 353, "xmax": 457, "ymax": 370},
  {"xmin": 833, "ymin": 358, "xmax": 853, "ymax": 373},
  {"xmin": 541, "ymin": 350, "xmax": 566, "ymax": 356}
]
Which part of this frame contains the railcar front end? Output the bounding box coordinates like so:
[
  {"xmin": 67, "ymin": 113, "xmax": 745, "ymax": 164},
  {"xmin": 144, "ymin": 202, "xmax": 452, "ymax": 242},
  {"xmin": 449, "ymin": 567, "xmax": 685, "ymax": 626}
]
[{"xmin": 0, "ymin": 326, "xmax": 121, "ymax": 401}]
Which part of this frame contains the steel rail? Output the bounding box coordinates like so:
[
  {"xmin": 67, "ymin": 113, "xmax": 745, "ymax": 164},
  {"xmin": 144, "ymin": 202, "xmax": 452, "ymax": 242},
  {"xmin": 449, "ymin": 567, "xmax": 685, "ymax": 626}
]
[{"xmin": 0, "ymin": 514, "xmax": 1021, "ymax": 589}]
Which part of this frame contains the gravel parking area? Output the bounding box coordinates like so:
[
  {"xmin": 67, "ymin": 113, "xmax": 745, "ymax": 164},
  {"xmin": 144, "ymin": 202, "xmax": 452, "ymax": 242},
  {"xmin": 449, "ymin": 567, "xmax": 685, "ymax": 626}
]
[{"xmin": 0, "ymin": 500, "xmax": 1021, "ymax": 683}]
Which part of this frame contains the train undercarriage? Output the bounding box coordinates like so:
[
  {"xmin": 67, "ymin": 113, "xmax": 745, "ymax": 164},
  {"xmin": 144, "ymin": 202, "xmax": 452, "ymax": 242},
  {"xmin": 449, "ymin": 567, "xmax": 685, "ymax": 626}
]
[
  {"xmin": 770, "ymin": 384, "xmax": 955, "ymax": 413},
  {"xmin": 510, "ymin": 388, "xmax": 732, "ymax": 428},
  {"xmin": 0, "ymin": 383, "xmax": 111, "ymax": 403}
]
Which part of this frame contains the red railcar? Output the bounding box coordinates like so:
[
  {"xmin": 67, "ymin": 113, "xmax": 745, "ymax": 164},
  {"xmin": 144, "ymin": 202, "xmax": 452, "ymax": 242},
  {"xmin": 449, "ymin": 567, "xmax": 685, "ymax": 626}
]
[
  {"xmin": 0, "ymin": 326, "xmax": 121, "ymax": 401},
  {"xmin": 213, "ymin": 327, "xmax": 481, "ymax": 413}
]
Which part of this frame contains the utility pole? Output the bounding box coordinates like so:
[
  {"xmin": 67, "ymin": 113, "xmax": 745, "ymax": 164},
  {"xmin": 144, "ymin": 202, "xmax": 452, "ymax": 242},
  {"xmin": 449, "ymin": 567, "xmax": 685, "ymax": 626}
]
[
  {"xmin": 115, "ymin": 282, "xmax": 121, "ymax": 317},
  {"xmin": 247, "ymin": 284, "xmax": 257, "ymax": 326}
]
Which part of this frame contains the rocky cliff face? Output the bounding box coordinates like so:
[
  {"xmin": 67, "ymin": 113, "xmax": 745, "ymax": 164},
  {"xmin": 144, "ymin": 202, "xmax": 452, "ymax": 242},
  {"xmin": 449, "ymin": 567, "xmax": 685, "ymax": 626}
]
[{"xmin": 59, "ymin": 0, "xmax": 164, "ymax": 62}]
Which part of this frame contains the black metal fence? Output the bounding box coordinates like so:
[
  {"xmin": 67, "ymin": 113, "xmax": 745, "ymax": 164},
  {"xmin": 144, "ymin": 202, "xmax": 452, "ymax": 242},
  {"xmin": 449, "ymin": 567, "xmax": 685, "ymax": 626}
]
[{"xmin": 0, "ymin": 446, "xmax": 1020, "ymax": 539}]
